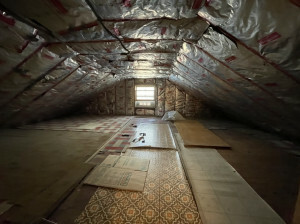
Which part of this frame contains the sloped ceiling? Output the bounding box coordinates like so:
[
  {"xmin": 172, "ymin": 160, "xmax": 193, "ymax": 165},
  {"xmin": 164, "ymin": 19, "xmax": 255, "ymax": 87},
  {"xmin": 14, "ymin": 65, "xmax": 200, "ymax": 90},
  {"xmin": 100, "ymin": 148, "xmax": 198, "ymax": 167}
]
[{"xmin": 0, "ymin": 0, "xmax": 299, "ymax": 139}]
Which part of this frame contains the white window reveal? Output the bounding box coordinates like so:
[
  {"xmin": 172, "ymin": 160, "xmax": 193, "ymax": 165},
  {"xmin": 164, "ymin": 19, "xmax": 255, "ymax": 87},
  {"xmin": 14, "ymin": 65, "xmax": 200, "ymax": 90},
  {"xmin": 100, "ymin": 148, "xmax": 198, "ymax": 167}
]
[{"xmin": 135, "ymin": 86, "xmax": 156, "ymax": 108}]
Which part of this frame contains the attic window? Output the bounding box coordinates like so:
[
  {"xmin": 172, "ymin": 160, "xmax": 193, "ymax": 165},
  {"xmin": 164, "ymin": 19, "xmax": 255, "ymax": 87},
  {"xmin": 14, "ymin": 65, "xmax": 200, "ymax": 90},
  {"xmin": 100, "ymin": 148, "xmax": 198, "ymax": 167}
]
[{"xmin": 135, "ymin": 86, "xmax": 155, "ymax": 108}]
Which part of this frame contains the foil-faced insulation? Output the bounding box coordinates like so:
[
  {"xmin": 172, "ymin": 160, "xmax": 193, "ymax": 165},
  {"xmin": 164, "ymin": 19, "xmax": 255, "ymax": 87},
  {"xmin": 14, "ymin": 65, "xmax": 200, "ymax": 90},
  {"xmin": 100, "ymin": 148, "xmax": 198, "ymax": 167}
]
[
  {"xmin": 198, "ymin": 0, "xmax": 300, "ymax": 79},
  {"xmin": 60, "ymin": 18, "xmax": 209, "ymax": 42},
  {"xmin": 0, "ymin": 0, "xmax": 97, "ymax": 34},
  {"xmin": 0, "ymin": 47, "xmax": 63, "ymax": 107},
  {"xmin": 88, "ymin": 0, "xmax": 198, "ymax": 20},
  {"xmin": 172, "ymin": 52, "xmax": 300, "ymax": 137},
  {"xmin": 0, "ymin": 11, "xmax": 44, "ymax": 76},
  {"xmin": 0, "ymin": 58, "xmax": 79, "ymax": 124},
  {"xmin": 196, "ymin": 28, "xmax": 300, "ymax": 113},
  {"xmin": 179, "ymin": 42, "xmax": 300, "ymax": 126}
]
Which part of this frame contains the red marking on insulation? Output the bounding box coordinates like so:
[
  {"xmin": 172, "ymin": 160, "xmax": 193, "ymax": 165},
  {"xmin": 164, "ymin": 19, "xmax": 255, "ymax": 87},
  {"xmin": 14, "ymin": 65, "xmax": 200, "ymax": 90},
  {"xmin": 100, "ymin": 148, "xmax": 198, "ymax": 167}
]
[
  {"xmin": 123, "ymin": 0, "xmax": 131, "ymax": 7},
  {"xmin": 114, "ymin": 28, "xmax": 121, "ymax": 36},
  {"xmin": 58, "ymin": 21, "xmax": 98, "ymax": 35},
  {"xmin": 258, "ymin": 32, "xmax": 281, "ymax": 45},
  {"xmin": 192, "ymin": 0, "xmax": 203, "ymax": 9},
  {"xmin": 205, "ymin": 0, "xmax": 212, "ymax": 6},
  {"xmin": 198, "ymin": 57, "xmax": 204, "ymax": 63},
  {"xmin": 161, "ymin": 27, "xmax": 167, "ymax": 35},
  {"xmin": 48, "ymin": 0, "xmax": 68, "ymax": 14},
  {"xmin": 42, "ymin": 53, "xmax": 55, "ymax": 60},
  {"xmin": 227, "ymin": 78, "xmax": 234, "ymax": 82},
  {"xmin": 0, "ymin": 13, "xmax": 15, "ymax": 26},
  {"xmin": 17, "ymin": 41, "xmax": 30, "ymax": 53},
  {"xmin": 225, "ymin": 56, "xmax": 237, "ymax": 63},
  {"xmin": 264, "ymin": 82, "xmax": 278, "ymax": 87},
  {"xmin": 17, "ymin": 29, "xmax": 38, "ymax": 53}
]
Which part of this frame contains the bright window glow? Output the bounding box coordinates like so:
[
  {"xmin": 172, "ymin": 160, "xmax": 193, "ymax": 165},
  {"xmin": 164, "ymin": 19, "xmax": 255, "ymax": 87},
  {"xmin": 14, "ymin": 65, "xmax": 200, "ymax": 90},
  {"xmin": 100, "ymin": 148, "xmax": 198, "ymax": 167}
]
[
  {"xmin": 136, "ymin": 86, "xmax": 155, "ymax": 101},
  {"xmin": 135, "ymin": 85, "xmax": 155, "ymax": 108}
]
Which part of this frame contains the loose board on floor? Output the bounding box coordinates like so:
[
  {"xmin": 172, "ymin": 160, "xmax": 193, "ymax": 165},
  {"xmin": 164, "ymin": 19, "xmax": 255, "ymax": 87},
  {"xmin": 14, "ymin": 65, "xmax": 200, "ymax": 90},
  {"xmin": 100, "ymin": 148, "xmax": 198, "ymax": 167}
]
[
  {"xmin": 175, "ymin": 120, "xmax": 230, "ymax": 148},
  {"xmin": 129, "ymin": 123, "xmax": 176, "ymax": 149},
  {"xmin": 83, "ymin": 166, "xmax": 147, "ymax": 191},
  {"xmin": 100, "ymin": 155, "xmax": 150, "ymax": 172}
]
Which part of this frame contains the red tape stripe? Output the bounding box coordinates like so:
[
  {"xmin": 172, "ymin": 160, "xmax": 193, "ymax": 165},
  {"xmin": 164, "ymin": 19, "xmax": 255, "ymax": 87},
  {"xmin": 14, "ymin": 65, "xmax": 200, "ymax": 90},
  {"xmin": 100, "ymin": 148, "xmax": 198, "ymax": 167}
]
[
  {"xmin": 258, "ymin": 32, "xmax": 281, "ymax": 45},
  {"xmin": 0, "ymin": 13, "xmax": 15, "ymax": 26},
  {"xmin": 48, "ymin": 0, "xmax": 68, "ymax": 14},
  {"xmin": 192, "ymin": 0, "xmax": 203, "ymax": 9}
]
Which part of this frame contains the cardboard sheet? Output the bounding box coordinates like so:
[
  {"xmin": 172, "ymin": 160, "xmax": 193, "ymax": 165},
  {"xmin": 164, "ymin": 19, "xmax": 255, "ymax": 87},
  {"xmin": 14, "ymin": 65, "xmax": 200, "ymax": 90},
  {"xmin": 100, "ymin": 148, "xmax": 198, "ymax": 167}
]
[
  {"xmin": 100, "ymin": 155, "xmax": 150, "ymax": 172},
  {"xmin": 175, "ymin": 120, "xmax": 230, "ymax": 148},
  {"xmin": 83, "ymin": 166, "xmax": 147, "ymax": 191},
  {"xmin": 129, "ymin": 123, "xmax": 176, "ymax": 149}
]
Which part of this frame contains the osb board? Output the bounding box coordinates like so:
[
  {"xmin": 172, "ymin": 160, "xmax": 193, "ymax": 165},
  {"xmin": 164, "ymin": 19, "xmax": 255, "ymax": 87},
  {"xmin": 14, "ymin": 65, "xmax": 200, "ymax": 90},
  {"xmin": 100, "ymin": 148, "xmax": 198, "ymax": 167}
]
[
  {"xmin": 144, "ymin": 109, "xmax": 155, "ymax": 116},
  {"xmin": 106, "ymin": 87, "xmax": 116, "ymax": 114},
  {"xmin": 155, "ymin": 78, "xmax": 166, "ymax": 116},
  {"xmin": 175, "ymin": 87, "xmax": 185, "ymax": 115},
  {"xmin": 175, "ymin": 120, "xmax": 230, "ymax": 148},
  {"xmin": 126, "ymin": 79, "xmax": 135, "ymax": 115},
  {"xmin": 185, "ymin": 94, "xmax": 199, "ymax": 117},
  {"xmin": 83, "ymin": 166, "xmax": 147, "ymax": 192},
  {"xmin": 130, "ymin": 123, "xmax": 176, "ymax": 149},
  {"xmin": 115, "ymin": 81, "xmax": 126, "ymax": 115},
  {"xmin": 165, "ymin": 80, "xmax": 176, "ymax": 112},
  {"xmin": 136, "ymin": 108, "xmax": 145, "ymax": 116},
  {"xmin": 100, "ymin": 155, "xmax": 150, "ymax": 172}
]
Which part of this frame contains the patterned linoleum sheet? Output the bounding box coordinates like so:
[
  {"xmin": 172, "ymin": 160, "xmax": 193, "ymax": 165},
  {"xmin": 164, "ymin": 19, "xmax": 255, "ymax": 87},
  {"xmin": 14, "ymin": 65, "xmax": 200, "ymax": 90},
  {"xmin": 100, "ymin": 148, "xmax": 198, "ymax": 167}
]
[
  {"xmin": 76, "ymin": 149, "xmax": 202, "ymax": 224},
  {"xmin": 19, "ymin": 116, "xmax": 132, "ymax": 133}
]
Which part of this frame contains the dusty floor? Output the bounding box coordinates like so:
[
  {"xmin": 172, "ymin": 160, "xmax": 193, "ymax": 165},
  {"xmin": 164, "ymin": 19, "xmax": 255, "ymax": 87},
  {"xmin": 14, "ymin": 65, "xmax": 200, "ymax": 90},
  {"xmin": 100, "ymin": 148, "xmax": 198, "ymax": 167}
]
[
  {"xmin": 0, "ymin": 129, "xmax": 111, "ymax": 223},
  {"xmin": 214, "ymin": 128, "xmax": 300, "ymax": 223},
  {"xmin": 0, "ymin": 116, "xmax": 299, "ymax": 223}
]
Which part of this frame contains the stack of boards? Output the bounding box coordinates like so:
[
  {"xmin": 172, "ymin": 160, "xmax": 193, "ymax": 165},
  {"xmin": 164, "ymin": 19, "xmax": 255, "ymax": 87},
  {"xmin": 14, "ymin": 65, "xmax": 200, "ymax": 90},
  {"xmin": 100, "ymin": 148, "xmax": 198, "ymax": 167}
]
[
  {"xmin": 175, "ymin": 120, "xmax": 230, "ymax": 149},
  {"xmin": 84, "ymin": 155, "xmax": 150, "ymax": 192}
]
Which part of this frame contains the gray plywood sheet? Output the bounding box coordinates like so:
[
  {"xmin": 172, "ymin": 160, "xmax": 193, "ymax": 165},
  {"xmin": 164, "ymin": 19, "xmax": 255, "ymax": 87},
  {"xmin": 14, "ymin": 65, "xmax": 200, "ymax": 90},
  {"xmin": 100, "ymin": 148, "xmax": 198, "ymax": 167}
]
[{"xmin": 130, "ymin": 123, "xmax": 176, "ymax": 149}]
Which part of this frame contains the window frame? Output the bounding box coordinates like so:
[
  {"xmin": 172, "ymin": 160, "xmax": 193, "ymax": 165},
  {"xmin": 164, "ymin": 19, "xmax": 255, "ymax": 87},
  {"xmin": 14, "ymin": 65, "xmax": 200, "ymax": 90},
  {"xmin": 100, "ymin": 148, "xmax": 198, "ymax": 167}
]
[{"xmin": 135, "ymin": 85, "xmax": 156, "ymax": 108}]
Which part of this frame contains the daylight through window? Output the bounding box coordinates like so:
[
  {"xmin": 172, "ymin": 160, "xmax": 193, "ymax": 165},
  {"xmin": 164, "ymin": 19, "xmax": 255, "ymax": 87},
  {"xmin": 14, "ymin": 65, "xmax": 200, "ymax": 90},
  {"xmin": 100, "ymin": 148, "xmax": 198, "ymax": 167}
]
[{"xmin": 135, "ymin": 86, "xmax": 155, "ymax": 108}]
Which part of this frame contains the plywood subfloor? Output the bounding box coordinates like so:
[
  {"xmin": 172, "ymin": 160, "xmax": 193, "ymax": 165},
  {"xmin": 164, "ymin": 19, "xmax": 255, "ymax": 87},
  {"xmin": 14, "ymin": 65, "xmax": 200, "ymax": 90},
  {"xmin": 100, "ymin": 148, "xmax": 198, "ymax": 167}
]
[
  {"xmin": 75, "ymin": 149, "xmax": 202, "ymax": 224},
  {"xmin": 175, "ymin": 120, "xmax": 230, "ymax": 148},
  {"xmin": 0, "ymin": 129, "xmax": 111, "ymax": 223}
]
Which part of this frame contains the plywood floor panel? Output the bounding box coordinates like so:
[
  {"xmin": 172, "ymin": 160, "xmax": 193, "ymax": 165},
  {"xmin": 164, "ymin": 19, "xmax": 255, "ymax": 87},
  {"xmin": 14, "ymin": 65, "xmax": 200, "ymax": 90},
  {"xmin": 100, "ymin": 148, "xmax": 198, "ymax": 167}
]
[{"xmin": 175, "ymin": 120, "xmax": 230, "ymax": 148}]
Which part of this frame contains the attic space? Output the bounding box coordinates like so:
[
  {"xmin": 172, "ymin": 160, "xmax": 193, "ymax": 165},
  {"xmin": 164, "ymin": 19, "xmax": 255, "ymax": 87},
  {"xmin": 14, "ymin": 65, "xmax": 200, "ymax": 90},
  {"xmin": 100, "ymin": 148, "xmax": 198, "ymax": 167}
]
[{"xmin": 0, "ymin": 0, "xmax": 299, "ymax": 224}]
